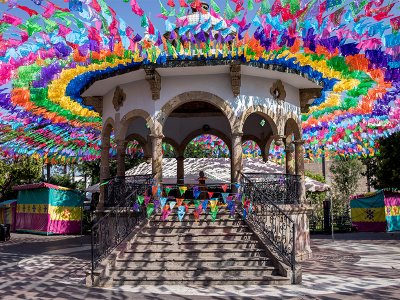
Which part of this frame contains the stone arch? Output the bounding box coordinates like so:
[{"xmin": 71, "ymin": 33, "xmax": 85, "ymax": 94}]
[
  {"xmin": 284, "ymin": 117, "xmax": 302, "ymax": 142},
  {"xmin": 239, "ymin": 106, "xmax": 279, "ymax": 136},
  {"xmin": 242, "ymin": 134, "xmax": 264, "ymax": 158},
  {"xmin": 101, "ymin": 117, "xmax": 115, "ymax": 145},
  {"xmin": 163, "ymin": 137, "xmax": 180, "ymax": 157},
  {"xmin": 125, "ymin": 133, "xmax": 151, "ymax": 158},
  {"xmin": 178, "ymin": 128, "xmax": 232, "ymax": 156},
  {"xmin": 157, "ymin": 91, "xmax": 239, "ymax": 133},
  {"xmin": 118, "ymin": 109, "xmax": 155, "ymax": 141}
]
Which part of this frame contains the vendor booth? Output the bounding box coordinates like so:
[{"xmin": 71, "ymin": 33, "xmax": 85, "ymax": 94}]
[
  {"xmin": 351, "ymin": 190, "xmax": 400, "ymax": 232},
  {"xmin": 0, "ymin": 200, "xmax": 17, "ymax": 232},
  {"xmin": 14, "ymin": 183, "xmax": 83, "ymax": 235}
]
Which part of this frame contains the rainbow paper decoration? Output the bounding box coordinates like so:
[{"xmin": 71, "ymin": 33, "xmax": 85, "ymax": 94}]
[{"xmin": 0, "ymin": 0, "xmax": 398, "ymax": 162}]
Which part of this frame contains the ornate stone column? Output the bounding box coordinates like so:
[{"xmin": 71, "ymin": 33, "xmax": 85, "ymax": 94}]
[
  {"xmin": 176, "ymin": 156, "xmax": 184, "ymax": 184},
  {"xmin": 116, "ymin": 139, "xmax": 126, "ymax": 177},
  {"xmin": 231, "ymin": 132, "xmax": 243, "ymax": 185},
  {"xmin": 150, "ymin": 134, "xmax": 164, "ymax": 183},
  {"xmin": 285, "ymin": 144, "xmax": 295, "ymax": 175},
  {"xmin": 293, "ymin": 140, "xmax": 306, "ymax": 203},
  {"xmin": 98, "ymin": 141, "xmax": 111, "ymax": 211}
]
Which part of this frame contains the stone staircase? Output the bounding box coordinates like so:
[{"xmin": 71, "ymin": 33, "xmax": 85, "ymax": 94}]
[{"xmin": 93, "ymin": 209, "xmax": 292, "ymax": 286}]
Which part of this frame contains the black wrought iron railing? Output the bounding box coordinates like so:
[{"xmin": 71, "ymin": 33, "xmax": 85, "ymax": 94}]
[
  {"xmin": 240, "ymin": 173, "xmax": 296, "ymax": 282},
  {"xmin": 91, "ymin": 174, "xmax": 153, "ymax": 284},
  {"xmin": 104, "ymin": 174, "xmax": 154, "ymax": 207},
  {"xmin": 243, "ymin": 173, "xmax": 301, "ymax": 205}
]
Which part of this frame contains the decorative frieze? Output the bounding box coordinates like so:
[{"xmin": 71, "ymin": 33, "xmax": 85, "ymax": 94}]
[
  {"xmin": 144, "ymin": 67, "xmax": 161, "ymax": 100},
  {"xmin": 270, "ymin": 80, "xmax": 286, "ymax": 102},
  {"xmin": 230, "ymin": 61, "xmax": 241, "ymax": 97},
  {"xmin": 112, "ymin": 86, "xmax": 126, "ymax": 112}
]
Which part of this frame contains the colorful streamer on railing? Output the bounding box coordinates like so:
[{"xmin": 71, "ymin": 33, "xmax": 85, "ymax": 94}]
[
  {"xmin": 134, "ymin": 183, "xmax": 252, "ymax": 222},
  {"xmin": 0, "ymin": 0, "xmax": 399, "ymax": 162}
]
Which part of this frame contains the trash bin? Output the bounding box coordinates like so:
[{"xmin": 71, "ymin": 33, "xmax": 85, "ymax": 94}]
[{"xmin": 0, "ymin": 224, "xmax": 10, "ymax": 242}]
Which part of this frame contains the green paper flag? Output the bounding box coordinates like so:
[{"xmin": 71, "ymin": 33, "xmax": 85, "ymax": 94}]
[
  {"xmin": 141, "ymin": 14, "xmax": 149, "ymax": 28},
  {"xmin": 194, "ymin": 200, "xmax": 201, "ymax": 208},
  {"xmin": 211, "ymin": 207, "xmax": 218, "ymax": 222},
  {"xmin": 247, "ymin": 0, "xmax": 254, "ymax": 10},
  {"xmin": 225, "ymin": 0, "xmax": 236, "ymax": 20},
  {"xmin": 165, "ymin": 187, "xmax": 172, "ymax": 195},
  {"xmin": 146, "ymin": 203, "xmax": 154, "ymax": 218},
  {"xmin": 260, "ymin": 0, "xmax": 271, "ymax": 14},
  {"xmin": 137, "ymin": 195, "xmax": 144, "ymax": 205},
  {"xmin": 210, "ymin": 0, "xmax": 221, "ymax": 13}
]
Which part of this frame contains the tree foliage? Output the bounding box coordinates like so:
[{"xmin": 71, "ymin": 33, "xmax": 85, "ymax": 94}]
[
  {"xmin": 0, "ymin": 156, "xmax": 43, "ymax": 200},
  {"xmin": 372, "ymin": 132, "xmax": 400, "ymax": 190},
  {"xmin": 330, "ymin": 158, "xmax": 364, "ymax": 214}
]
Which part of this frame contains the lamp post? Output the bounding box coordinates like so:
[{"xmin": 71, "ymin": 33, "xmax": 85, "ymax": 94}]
[{"xmin": 321, "ymin": 145, "xmax": 326, "ymax": 180}]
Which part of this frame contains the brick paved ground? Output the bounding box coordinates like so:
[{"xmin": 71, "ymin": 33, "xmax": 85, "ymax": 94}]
[{"xmin": 1, "ymin": 232, "xmax": 400, "ymax": 299}]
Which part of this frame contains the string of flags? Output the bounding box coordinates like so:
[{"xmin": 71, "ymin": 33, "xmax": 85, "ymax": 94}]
[
  {"xmin": 0, "ymin": 0, "xmax": 399, "ymax": 162},
  {"xmin": 133, "ymin": 183, "xmax": 252, "ymax": 222}
]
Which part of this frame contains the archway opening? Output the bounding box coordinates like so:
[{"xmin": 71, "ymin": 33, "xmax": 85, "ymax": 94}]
[
  {"xmin": 242, "ymin": 140, "xmax": 261, "ymax": 158},
  {"xmin": 162, "ymin": 99, "xmax": 233, "ymax": 184},
  {"xmin": 242, "ymin": 112, "xmax": 277, "ymax": 162}
]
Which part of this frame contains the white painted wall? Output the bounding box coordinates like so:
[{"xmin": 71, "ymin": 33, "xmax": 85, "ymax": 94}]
[{"xmin": 102, "ymin": 71, "xmax": 302, "ymax": 130}]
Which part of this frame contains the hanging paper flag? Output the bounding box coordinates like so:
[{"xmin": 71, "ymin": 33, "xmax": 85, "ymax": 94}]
[
  {"xmin": 69, "ymin": 0, "xmax": 83, "ymax": 12},
  {"xmin": 179, "ymin": 186, "xmax": 187, "ymax": 196},
  {"xmin": 137, "ymin": 195, "xmax": 144, "ymax": 205},
  {"xmin": 184, "ymin": 200, "xmax": 190, "ymax": 213},
  {"xmin": 154, "ymin": 199, "xmax": 160, "ymax": 210},
  {"xmin": 133, "ymin": 202, "xmax": 140, "ymax": 212},
  {"xmin": 201, "ymin": 199, "xmax": 209, "ymax": 212},
  {"xmin": 210, "ymin": 0, "xmax": 221, "ymax": 13},
  {"xmin": 160, "ymin": 197, "xmax": 168, "ymax": 209},
  {"xmin": 193, "ymin": 188, "xmax": 201, "ymax": 199},
  {"xmin": 225, "ymin": 0, "xmax": 236, "ymax": 20},
  {"xmin": 193, "ymin": 200, "xmax": 201, "ymax": 208},
  {"xmin": 141, "ymin": 14, "xmax": 149, "ymax": 28},
  {"xmin": 152, "ymin": 185, "xmax": 158, "ymax": 196},
  {"xmin": 167, "ymin": 0, "xmax": 176, "ymax": 7},
  {"xmin": 180, "ymin": 0, "xmax": 188, "ymax": 7},
  {"xmin": 208, "ymin": 191, "xmax": 214, "ymax": 199},
  {"xmin": 146, "ymin": 203, "xmax": 154, "ymax": 218},
  {"xmin": 210, "ymin": 205, "xmax": 219, "ymax": 222},
  {"xmin": 178, "ymin": 205, "xmax": 185, "ymax": 221},
  {"xmin": 161, "ymin": 205, "xmax": 171, "ymax": 221},
  {"xmin": 144, "ymin": 196, "xmax": 151, "ymax": 206},
  {"xmin": 390, "ymin": 16, "xmax": 400, "ymax": 31},
  {"xmin": 165, "ymin": 186, "xmax": 172, "ymax": 195},
  {"xmin": 131, "ymin": 0, "xmax": 144, "ymax": 16},
  {"xmin": 193, "ymin": 208, "xmax": 200, "ymax": 221},
  {"xmin": 176, "ymin": 198, "xmax": 184, "ymax": 207},
  {"xmin": 234, "ymin": 183, "xmax": 241, "ymax": 189},
  {"xmin": 169, "ymin": 201, "xmax": 176, "ymax": 211},
  {"xmin": 210, "ymin": 200, "xmax": 218, "ymax": 210},
  {"xmin": 247, "ymin": 0, "xmax": 254, "ymax": 10},
  {"xmin": 221, "ymin": 184, "xmax": 228, "ymax": 192},
  {"xmin": 243, "ymin": 206, "xmax": 248, "ymax": 219},
  {"xmin": 221, "ymin": 193, "xmax": 229, "ymax": 203}
]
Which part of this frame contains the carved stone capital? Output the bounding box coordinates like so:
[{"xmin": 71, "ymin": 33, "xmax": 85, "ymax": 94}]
[
  {"xmin": 270, "ymin": 80, "xmax": 286, "ymax": 101},
  {"xmin": 231, "ymin": 131, "xmax": 243, "ymax": 138},
  {"xmin": 230, "ymin": 61, "xmax": 241, "ymax": 97},
  {"xmin": 112, "ymin": 86, "xmax": 126, "ymax": 112},
  {"xmin": 293, "ymin": 139, "xmax": 306, "ymax": 146},
  {"xmin": 149, "ymin": 133, "xmax": 164, "ymax": 140},
  {"xmin": 144, "ymin": 67, "xmax": 161, "ymax": 100},
  {"xmin": 273, "ymin": 135, "xmax": 285, "ymax": 146}
]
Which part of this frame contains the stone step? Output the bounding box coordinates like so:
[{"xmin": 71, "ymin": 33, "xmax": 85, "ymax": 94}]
[
  {"xmin": 111, "ymin": 274, "xmax": 291, "ymax": 286},
  {"xmin": 136, "ymin": 232, "xmax": 256, "ymax": 242},
  {"xmin": 115, "ymin": 257, "xmax": 272, "ymax": 268},
  {"xmin": 122, "ymin": 248, "xmax": 268, "ymax": 259},
  {"xmin": 130, "ymin": 240, "xmax": 261, "ymax": 251},
  {"xmin": 140, "ymin": 225, "xmax": 251, "ymax": 234},
  {"xmin": 110, "ymin": 265, "xmax": 278, "ymax": 278}
]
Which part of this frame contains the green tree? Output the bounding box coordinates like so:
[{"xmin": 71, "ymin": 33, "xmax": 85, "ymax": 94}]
[
  {"xmin": 0, "ymin": 156, "xmax": 43, "ymax": 200},
  {"xmin": 49, "ymin": 174, "xmax": 78, "ymax": 190},
  {"xmin": 372, "ymin": 132, "xmax": 400, "ymax": 190},
  {"xmin": 330, "ymin": 158, "xmax": 364, "ymax": 214}
]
